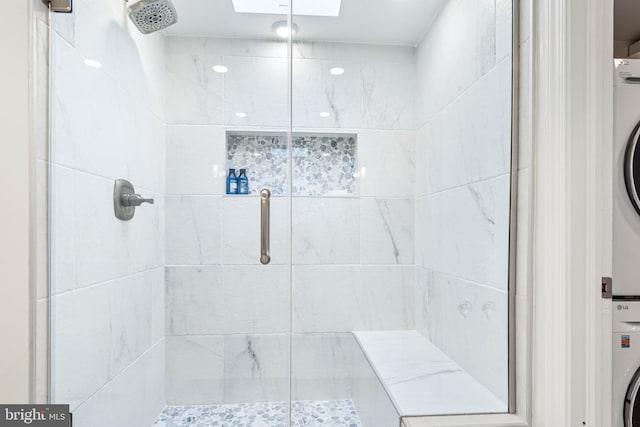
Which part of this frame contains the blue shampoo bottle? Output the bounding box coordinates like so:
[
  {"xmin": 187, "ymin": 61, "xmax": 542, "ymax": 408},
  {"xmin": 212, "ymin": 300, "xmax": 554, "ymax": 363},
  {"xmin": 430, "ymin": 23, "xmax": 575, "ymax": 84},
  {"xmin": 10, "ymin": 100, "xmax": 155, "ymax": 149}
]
[
  {"xmin": 238, "ymin": 169, "xmax": 249, "ymax": 194},
  {"xmin": 227, "ymin": 169, "xmax": 238, "ymax": 194}
]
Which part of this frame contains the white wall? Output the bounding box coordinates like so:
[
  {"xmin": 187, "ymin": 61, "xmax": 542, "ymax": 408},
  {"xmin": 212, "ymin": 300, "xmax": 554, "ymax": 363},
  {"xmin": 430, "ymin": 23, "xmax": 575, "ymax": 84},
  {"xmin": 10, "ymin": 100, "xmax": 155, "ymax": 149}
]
[
  {"xmin": 46, "ymin": 0, "xmax": 167, "ymax": 425},
  {"xmin": 414, "ymin": 0, "xmax": 513, "ymax": 404},
  {"xmin": 163, "ymin": 36, "xmax": 417, "ymax": 404},
  {"xmin": 0, "ymin": 0, "xmax": 34, "ymax": 404}
]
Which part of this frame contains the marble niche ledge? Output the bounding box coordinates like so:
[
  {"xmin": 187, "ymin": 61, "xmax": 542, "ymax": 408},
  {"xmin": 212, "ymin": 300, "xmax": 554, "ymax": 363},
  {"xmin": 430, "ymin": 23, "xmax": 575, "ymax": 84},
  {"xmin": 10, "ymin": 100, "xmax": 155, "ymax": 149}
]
[{"xmin": 352, "ymin": 330, "xmax": 507, "ymax": 417}]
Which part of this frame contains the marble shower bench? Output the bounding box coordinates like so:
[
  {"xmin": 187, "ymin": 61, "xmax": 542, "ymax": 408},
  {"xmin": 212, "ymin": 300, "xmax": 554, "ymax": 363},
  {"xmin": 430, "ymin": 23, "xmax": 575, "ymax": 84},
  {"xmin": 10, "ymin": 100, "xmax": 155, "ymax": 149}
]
[{"xmin": 352, "ymin": 330, "xmax": 507, "ymax": 417}]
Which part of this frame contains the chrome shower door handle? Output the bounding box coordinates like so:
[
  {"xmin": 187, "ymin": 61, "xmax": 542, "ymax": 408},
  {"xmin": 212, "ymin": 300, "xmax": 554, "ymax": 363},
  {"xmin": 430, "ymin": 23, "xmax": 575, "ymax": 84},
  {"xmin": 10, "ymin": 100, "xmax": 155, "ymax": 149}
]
[{"xmin": 260, "ymin": 188, "xmax": 271, "ymax": 265}]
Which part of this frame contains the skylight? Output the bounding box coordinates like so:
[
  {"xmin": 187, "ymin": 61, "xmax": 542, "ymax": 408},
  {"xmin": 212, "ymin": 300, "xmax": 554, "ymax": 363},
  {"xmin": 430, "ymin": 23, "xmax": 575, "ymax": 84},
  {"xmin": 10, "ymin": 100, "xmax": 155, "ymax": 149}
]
[{"xmin": 231, "ymin": 0, "xmax": 342, "ymax": 17}]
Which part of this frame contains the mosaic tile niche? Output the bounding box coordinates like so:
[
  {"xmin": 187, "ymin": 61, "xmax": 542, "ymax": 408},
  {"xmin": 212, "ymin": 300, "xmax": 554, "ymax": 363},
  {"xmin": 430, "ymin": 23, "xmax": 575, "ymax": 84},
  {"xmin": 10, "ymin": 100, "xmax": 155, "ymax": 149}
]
[{"xmin": 226, "ymin": 132, "xmax": 357, "ymax": 196}]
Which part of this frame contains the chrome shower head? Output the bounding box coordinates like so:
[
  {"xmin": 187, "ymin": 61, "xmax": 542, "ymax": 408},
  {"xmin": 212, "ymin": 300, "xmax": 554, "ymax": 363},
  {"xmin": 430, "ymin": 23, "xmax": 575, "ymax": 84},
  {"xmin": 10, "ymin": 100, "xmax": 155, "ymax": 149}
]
[{"xmin": 127, "ymin": 0, "xmax": 178, "ymax": 34}]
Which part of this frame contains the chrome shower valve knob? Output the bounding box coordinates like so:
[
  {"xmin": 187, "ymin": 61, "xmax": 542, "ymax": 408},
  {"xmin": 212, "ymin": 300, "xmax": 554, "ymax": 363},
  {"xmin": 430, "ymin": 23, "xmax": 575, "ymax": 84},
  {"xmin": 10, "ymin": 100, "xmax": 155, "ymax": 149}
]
[
  {"xmin": 121, "ymin": 193, "xmax": 155, "ymax": 207},
  {"xmin": 113, "ymin": 179, "xmax": 154, "ymax": 221}
]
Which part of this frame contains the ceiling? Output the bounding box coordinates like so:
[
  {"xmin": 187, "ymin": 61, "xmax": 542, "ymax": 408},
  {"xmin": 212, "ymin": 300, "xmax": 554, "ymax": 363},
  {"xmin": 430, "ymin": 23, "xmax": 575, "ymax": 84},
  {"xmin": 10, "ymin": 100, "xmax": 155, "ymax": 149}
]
[
  {"xmin": 166, "ymin": 0, "xmax": 447, "ymax": 46},
  {"xmin": 615, "ymin": 0, "xmax": 640, "ymax": 42}
]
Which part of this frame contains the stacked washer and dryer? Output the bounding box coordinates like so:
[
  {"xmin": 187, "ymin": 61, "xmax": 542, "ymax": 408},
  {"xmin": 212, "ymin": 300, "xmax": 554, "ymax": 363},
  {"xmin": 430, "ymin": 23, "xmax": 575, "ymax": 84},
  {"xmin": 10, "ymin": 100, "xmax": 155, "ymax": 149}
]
[{"xmin": 613, "ymin": 58, "xmax": 640, "ymax": 427}]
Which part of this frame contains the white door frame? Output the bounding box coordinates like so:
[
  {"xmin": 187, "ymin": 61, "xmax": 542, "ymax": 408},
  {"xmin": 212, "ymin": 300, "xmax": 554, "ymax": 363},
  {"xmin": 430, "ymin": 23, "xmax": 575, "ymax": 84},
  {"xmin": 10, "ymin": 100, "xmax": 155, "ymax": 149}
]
[{"xmin": 532, "ymin": 0, "xmax": 613, "ymax": 426}]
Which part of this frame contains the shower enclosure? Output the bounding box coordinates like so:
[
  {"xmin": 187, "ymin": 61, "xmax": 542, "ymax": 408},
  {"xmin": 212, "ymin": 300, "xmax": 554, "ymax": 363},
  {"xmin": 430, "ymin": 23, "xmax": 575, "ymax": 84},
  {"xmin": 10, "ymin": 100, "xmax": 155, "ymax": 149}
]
[{"xmin": 45, "ymin": 0, "xmax": 515, "ymax": 425}]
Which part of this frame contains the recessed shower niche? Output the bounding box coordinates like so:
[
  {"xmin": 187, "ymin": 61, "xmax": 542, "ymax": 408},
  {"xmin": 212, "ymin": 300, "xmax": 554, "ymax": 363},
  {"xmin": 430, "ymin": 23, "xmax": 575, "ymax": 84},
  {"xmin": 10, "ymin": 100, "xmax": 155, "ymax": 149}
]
[{"xmin": 226, "ymin": 132, "xmax": 357, "ymax": 196}]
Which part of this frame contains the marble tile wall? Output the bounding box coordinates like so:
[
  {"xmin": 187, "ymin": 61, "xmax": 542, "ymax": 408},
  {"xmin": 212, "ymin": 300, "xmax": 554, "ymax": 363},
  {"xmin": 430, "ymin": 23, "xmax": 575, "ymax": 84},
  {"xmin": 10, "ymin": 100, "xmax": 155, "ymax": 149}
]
[
  {"xmin": 166, "ymin": 37, "xmax": 416, "ymax": 130},
  {"xmin": 48, "ymin": 0, "xmax": 167, "ymax": 424},
  {"xmin": 164, "ymin": 36, "xmax": 416, "ymax": 406},
  {"xmin": 165, "ymin": 333, "xmax": 373, "ymax": 405},
  {"xmin": 413, "ymin": 0, "xmax": 513, "ymax": 405}
]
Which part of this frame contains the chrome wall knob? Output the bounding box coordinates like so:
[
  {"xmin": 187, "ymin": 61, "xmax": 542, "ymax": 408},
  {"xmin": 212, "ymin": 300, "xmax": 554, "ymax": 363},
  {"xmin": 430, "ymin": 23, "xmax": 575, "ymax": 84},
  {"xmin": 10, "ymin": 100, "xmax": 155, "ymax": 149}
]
[
  {"xmin": 121, "ymin": 193, "xmax": 155, "ymax": 207},
  {"xmin": 113, "ymin": 179, "xmax": 154, "ymax": 221}
]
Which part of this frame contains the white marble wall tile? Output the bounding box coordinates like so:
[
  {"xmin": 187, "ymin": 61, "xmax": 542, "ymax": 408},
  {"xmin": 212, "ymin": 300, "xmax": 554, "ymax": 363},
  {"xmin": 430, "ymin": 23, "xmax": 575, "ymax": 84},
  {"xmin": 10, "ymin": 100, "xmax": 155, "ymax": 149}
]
[
  {"xmin": 166, "ymin": 196, "xmax": 222, "ymax": 265},
  {"xmin": 72, "ymin": 340, "xmax": 165, "ymax": 427},
  {"xmin": 107, "ymin": 270, "xmax": 158, "ymax": 375},
  {"xmin": 291, "ymin": 333, "xmax": 362, "ymax": 402},
  {"xmin": 292, "ymin": 266, "xmax": 414, "ymax": 332},
  {"xmin": 51, "ymin": 33, "xmax": 117, "ymax": 167},
  {"xmin": 51, "ymin": 7, "xmax": 74, "ymax": 46},
  {"xmin": 50, "ymin": 165, "xmax": 76, "ymax": 295},
  {"xmin": 415, "ymin": 174, "xmax": 511, "ymax": 291},
  {"xmin": 224, "ymin": 56, "xmax": 288, "ymax": 127},
  {"xmin": 168, "ymin": 37, "xmax": 288, "ymax": 61},
  {"xmin": 357, "ymin": 130, "xmax": 415, "ymax": 198},
  {"xmin": 416, "ymin": 0, "xmax": 496, "ymax": 124},
  {"xmin": 48, "ymin": 0, "xmax": 167, "ymax": 421},
  {"xmin": 292, "ymin": 198, "xmax": 360, "ymax": 265},
  {"xmin": 151, "ymin": 273, "xmax": 165, "ymax": 345},
  {"xmin": 53, "ymin": 268, "xmax": 159, "ymax": 409},
  {"xmin": 414, "ymin": 267, "xmax": 430, "ymax": 339},
  {"xmin": 418, "ymin": 58, "xmax": 512, "ymax": 196},
  {"xmin": 65, "ymin": 0, "xmax": 166, "ymax": 117},
  {"xmin": 361, "ymin": 62, "xmax": 417, "ymax": 130},
  {"xmin": 223, "ymin": 197, "xmax": 290, "ymax": 265},
  {"xmin": 293, "ymin": 41, "xmax": 415, "ymax": 64},
  {"xmin": 51, "ymin": 33, "xmax": 166, "ymax": 193},
  {"xmin": 53, "ymin": 284, "xmax": 110, "ymax": 409},
  {"xmin": 166, "ymin": 335, "xmax": 224, "ymax": 405},
  {"xmin": 495, "ymin": 0, "xmax": 513, "ymax": 63},
  {"xmin": 360, "ymin": 199, "xmax": 414, "ymax": 265},
  {"xmin": 73, "ymin": 172, "xmax": 164, "ymax": 288},
  {"xmin": 425, "ymin": 270, "xmax": 509, "ymax": 404},
  {"xmin": 166, "ymin": 125, "xmax": 226, "ymax": 195},
  {"xmin": 414, "ymin": 125, "xmax": 430, "ymax": 199},
  {"xmin": 166, "ymin": 266, "xmax": 289, "ymax": 335},
  {"xmin": 166, "ymin": 39, "xmax": 224, "ymax": 125},
  {"xmin": 292, "ymin": 58, "xmax": 363, "ymax": 129},
  {"xmin": 223, "ymin": 334, "xmax": 289, "ymax": 403},
  {"xmin": 165, "ymin": 37, "xmax": 413, "ymax": 62}
]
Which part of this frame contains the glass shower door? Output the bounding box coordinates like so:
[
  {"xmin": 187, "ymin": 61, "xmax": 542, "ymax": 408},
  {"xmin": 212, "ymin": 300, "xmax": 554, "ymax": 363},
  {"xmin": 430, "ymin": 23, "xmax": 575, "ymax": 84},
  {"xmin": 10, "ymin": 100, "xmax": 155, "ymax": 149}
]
[
  {"xmin": 289, "ymin": 0, "xmax": 514, "ymax": 425},
  {"xmin": 48, "ymin": 1, "xmax": 294, "ymax": 425},
  {"xmin": 47, "ymin": 0, "xmax": 514, "ymax": 425}
]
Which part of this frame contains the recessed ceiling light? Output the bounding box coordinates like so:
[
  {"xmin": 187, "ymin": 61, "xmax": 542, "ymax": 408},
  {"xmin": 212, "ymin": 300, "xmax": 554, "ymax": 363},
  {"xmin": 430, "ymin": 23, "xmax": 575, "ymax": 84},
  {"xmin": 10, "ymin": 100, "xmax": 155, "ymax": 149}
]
[
  {"xmin": 272, "ymin": 21, "xmax": 298, "ymax": 39},
  {"xmin": 236, "ymin": 112, "xmax": 247, "ymax": 118},
  {"xmin": 212, "ymin": 65, "xmax": 228, "ymax": 73},
  {"xmin": 232, "ymin": 0, "xmax": 342, "ymax": 17},
  {"xmin": 330, "ymin": 67, "xmax": 345, "ymax": 76},
  {"xmin": 84, "ymin": 59, "xmax": 102, "ymax": 68},
  {"xmin": 319, "ymin": 112, "xmax": 331, "ymax": 118}
]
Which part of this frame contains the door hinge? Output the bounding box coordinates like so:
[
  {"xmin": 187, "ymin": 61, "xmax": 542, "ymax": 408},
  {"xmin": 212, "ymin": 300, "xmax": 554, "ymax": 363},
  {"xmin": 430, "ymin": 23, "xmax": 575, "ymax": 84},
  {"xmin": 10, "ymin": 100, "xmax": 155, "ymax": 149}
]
[
  {"xmin": 602, "ymin": 277, "xmax": 612, "ymax": 299},
  {"xmin": 41, "ymin": 0, "xmax": 72, "ymax": 13}
]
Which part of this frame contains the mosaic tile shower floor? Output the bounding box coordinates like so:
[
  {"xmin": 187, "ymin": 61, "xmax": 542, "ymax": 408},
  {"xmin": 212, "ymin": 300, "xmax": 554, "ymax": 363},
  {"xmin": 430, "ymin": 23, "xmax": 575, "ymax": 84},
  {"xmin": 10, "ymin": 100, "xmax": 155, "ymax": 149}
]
[{"xmin": 152, "ymin": 399, "xmax": 362, "ymax": 427}]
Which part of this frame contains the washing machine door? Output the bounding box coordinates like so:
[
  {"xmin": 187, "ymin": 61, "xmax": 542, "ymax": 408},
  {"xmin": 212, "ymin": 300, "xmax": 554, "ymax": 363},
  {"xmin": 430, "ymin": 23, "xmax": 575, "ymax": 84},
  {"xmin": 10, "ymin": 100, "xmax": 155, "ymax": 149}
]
[
  {"xmin": 626, "ymin": 367, "xmax": 640, "ymax": 426},
  {"xmin": 624, "ymin": 121, "xmax": 640, "ymax": 216}
]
